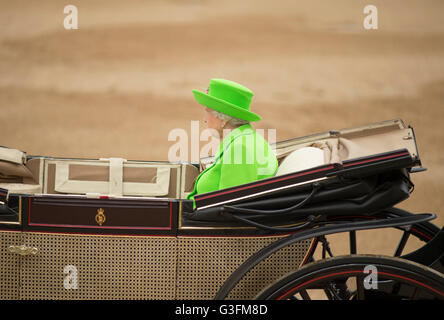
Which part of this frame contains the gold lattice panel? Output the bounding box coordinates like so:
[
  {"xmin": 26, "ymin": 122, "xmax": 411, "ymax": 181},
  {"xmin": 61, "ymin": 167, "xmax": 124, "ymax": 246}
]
[
  {"xmin": 0, "ymin": 230, "xmax": 22, "ymax": 300},
  {"xmin": 176, "ymin": 235, "xmax": 313, "ymax": 299},
  {"xmin": 20, "ymin": 232, "xmax": 177, "ymax": 300}
]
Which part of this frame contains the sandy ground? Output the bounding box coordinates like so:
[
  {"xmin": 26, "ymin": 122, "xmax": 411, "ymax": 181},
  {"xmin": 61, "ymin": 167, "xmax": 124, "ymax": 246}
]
[{"xmin": 1, "ymin": 1, "xmax": 444, "ymax": 261}]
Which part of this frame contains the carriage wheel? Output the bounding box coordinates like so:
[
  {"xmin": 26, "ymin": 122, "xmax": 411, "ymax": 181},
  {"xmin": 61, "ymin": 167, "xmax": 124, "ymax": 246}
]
[
  {"xmin": 255, "ymin": 255, "xmax": 444, "ymax": 300},
  {"xmin": 214, "ymin": 207, "xmax": 441, "ymax": 300}
]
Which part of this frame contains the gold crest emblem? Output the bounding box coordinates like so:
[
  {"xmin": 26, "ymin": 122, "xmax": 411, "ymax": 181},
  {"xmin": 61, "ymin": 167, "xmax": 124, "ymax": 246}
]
[{"xmin": 95, "ymin": 208, "xmax": 106, "ymax": 226}]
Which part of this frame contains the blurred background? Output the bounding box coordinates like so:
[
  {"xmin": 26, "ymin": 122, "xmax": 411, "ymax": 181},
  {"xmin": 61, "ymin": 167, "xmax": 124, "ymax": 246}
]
[{"xmin": 1, "ymin": 0, "xmax": 443, "ymax": 255}]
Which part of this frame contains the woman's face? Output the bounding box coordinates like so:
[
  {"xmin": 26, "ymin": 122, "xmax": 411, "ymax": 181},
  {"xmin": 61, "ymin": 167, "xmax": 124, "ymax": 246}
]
[
  {"xmin": 203, "ymin": 107, "xmax": 224, "ymax": 134},
  {"xmin": 202, "ymin": 86, "xmax": 225, "ymax": 136}
]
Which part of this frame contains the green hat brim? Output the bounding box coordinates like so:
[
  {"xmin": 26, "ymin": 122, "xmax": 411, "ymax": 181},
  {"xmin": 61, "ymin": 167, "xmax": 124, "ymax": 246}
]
[{"xmin": 192, "ymin": 89, "xmax": 261, "ymax": 122}]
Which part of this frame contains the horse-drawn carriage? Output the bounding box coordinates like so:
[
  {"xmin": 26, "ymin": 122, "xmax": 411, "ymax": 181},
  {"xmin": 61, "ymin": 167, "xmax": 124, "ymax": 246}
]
[{"xmin": 1, "ymin": 119, "xmax": 443, "ymax": 300}]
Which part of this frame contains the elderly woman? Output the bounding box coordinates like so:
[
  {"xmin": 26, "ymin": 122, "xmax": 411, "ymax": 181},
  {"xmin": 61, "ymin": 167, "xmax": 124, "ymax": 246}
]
[{"xmin": 187, "ymin": 79, "xmax": 278, "ymax": 205}]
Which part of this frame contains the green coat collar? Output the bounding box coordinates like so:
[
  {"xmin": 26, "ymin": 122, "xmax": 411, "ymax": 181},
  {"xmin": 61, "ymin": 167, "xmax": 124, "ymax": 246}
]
[
  {"xmin": 214, "ymin": 123, "xmax": 254, "ymax": 161},
  {"xmin": 186, "ymin": 123, "xmax": 254, "ymax": 205}
]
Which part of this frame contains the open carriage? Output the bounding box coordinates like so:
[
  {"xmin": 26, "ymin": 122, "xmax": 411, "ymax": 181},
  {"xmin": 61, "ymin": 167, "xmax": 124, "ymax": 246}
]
[{"xmin": 1, "ymin": 119, "xmax": 443, "ymax": 300}]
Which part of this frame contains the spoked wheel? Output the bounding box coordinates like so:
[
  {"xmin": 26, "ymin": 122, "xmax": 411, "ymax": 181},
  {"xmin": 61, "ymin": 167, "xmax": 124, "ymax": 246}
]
[{"xmin": 256, "ymin": 255, "xmax": 444, "ymax": 300}]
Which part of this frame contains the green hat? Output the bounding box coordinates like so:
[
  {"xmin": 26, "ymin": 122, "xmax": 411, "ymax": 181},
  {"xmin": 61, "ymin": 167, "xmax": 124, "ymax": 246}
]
[{"xmin": 192, "ymin": 79, "xmax": 261, "ymax": 122}]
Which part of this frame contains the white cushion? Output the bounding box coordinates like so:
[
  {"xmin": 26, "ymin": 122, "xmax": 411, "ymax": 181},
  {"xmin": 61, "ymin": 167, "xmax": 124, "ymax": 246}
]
[
  {"xmin": 0, "ymin": 183, "xmax": 41, "ymax": 194},
  {"xmin": 0, "ymin": 147, "xmax": 26, "ymax": 164},
  {"xmin": 276, "ymin": 147, "xmax": 325, "ymax": 176}
]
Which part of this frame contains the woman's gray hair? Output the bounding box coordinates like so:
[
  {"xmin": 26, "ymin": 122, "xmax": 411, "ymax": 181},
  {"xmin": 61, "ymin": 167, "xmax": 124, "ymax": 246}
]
[{"xmin": 212, "ymin": 110, "xmax": 249, "ymax": 126}]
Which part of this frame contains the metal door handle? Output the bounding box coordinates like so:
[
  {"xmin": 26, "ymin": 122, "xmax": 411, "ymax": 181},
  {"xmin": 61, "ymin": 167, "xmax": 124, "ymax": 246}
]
[{"xmin": 7, "ymin": 245, "xmax": 39, "ymax": 256}]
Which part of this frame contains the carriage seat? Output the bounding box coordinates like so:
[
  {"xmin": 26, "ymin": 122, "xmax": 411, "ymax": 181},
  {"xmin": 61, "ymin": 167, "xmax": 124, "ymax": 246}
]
[
  {"xmin": 275, "ymin": 147, "xmax": 325, "ymax": 176},
  {"xmin": 0, "ymin": 146, "xmax": 42, "ymax": 194}
]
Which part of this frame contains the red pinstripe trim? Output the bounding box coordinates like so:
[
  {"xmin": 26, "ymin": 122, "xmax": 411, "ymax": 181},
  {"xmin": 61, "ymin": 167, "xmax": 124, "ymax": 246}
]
[
  {"xmin": 410, "ymin": 227, "xmax": 432, "ymax": 241},
  {"xmin": 28, "ymin": 197, "xmax": 173, "ymax": 230},
  {"xmin": 196, "ymin": 165, "xmax": 335, "ymax": 202},
  {"xmin": 26, "ymin": 223, "xmax": 172, "ymax": 230},
  {"xmin": 18, "ymin": 230, "xmax": 176, "ymax": 237},
  {"xmin": 277, "ymin": 269, "xmax": 444, "ymax": 299},
  {"xmin": 301, "ymin": 238, "xmax": 318, "ymax": 266}
]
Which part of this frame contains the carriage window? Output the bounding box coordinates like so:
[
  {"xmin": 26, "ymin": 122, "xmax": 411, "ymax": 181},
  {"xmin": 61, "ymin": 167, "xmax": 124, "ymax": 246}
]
[{"xmin": 42, "ymin": 159, "xmax": 191, "ymax": 199}]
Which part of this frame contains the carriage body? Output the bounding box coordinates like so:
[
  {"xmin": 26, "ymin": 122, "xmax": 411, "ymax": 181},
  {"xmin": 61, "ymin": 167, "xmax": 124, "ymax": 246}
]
[{"xmin": 1, "ymin": 119, "xmax": 442, "ymax": 300}]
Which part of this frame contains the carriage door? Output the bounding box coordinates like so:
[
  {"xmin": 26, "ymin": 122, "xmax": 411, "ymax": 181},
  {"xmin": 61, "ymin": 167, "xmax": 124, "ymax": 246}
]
[{"xmin": 0, "ymin": 195, "xmax": 22, "ymax": 299}]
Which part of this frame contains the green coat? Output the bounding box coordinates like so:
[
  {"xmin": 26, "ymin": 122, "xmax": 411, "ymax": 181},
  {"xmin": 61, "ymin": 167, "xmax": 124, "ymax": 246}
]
[{"xmin": 187, "ymin": 124, "xmax": 278, "ymax": 207}]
